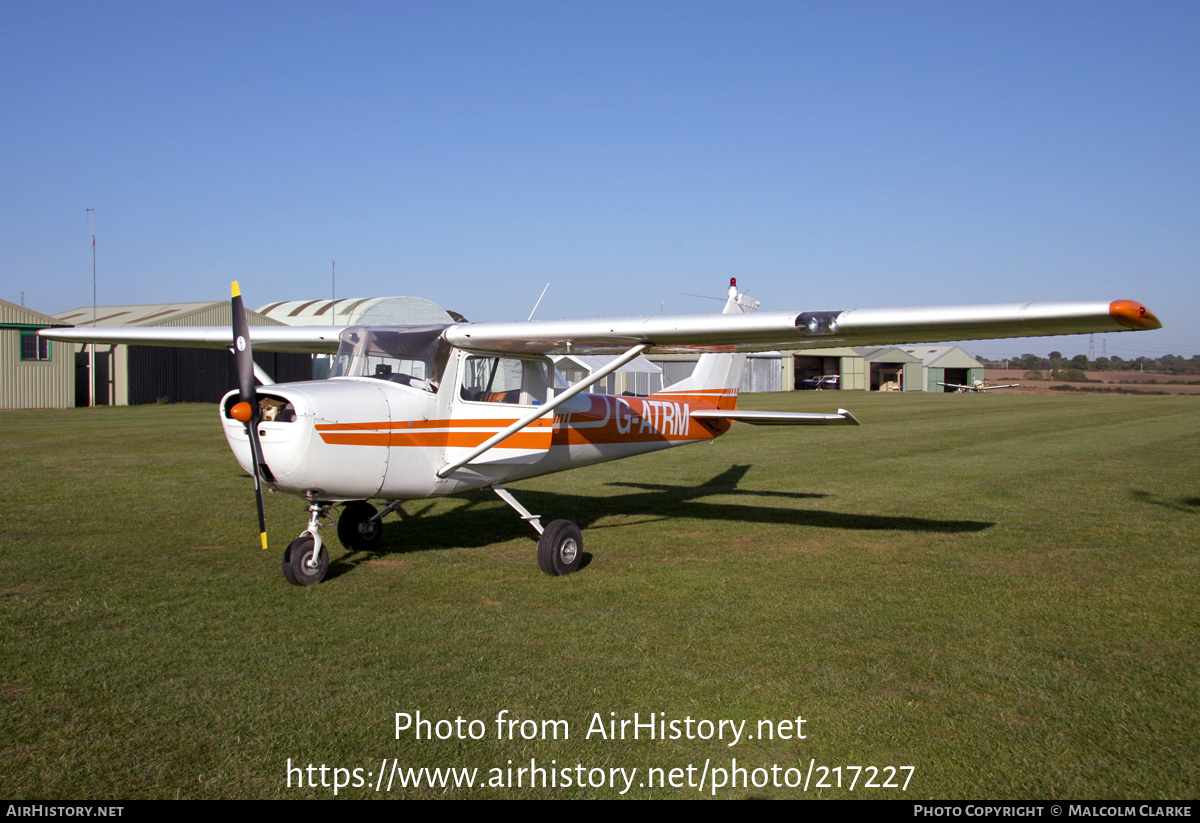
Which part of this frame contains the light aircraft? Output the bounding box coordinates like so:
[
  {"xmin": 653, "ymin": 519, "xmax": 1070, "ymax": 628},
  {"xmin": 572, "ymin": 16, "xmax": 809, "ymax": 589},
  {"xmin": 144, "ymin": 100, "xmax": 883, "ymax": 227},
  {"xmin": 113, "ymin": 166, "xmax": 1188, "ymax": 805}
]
[
  {"xmin": 42, "ymin": 281, "xmax": 1160, "ymax": 585},
  {"xmin": 938, "ymin": 379, "xmax": 1020, "ymax": 392}
]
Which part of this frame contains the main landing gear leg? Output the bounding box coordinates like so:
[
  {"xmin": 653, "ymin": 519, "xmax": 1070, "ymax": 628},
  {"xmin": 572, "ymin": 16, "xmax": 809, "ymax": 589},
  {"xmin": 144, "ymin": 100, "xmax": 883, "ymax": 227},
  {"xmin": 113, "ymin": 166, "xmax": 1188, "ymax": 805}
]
[
  {"xmin": 491, "ymin": 483, "xmax": 583, "ymax": 576},
  {"xmin": 337, "ymin": 499, "xmax": 405, "ymax": 551},
  {"xmin": 283, "ymin": 503, "xmax": 332, "ymax": 586}
]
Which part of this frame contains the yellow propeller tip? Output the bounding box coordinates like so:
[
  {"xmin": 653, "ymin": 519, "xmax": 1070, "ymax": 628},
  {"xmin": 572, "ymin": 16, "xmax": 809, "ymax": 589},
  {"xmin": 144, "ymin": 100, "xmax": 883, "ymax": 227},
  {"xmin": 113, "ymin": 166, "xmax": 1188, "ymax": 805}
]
[
  {"xmin": 231, "ymin": 281, "xmax": 241, "ymax": 298},
  {"xmin": 260, "ymin": 532, "xmax": 268, "ymax": 551}
]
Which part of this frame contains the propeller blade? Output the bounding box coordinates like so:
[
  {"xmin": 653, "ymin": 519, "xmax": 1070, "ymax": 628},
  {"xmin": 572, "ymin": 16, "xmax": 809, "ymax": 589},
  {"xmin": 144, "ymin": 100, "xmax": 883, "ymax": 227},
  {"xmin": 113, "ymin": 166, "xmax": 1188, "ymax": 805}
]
[
  {"xmin": 230, "ymin": 281, "xmax": 269, "ymax": 550},
  {"xmin": 231, "ymin": 282, "xmax": 255, "ymax": 405}
]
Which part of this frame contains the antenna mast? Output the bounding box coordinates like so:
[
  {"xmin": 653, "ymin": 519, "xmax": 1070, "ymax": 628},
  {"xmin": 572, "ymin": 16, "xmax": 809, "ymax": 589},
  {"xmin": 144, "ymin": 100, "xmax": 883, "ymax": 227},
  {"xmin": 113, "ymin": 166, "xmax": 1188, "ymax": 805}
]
[{"xmin": 87, "ymin": 206, "xmax": 96, "ymax": 407}]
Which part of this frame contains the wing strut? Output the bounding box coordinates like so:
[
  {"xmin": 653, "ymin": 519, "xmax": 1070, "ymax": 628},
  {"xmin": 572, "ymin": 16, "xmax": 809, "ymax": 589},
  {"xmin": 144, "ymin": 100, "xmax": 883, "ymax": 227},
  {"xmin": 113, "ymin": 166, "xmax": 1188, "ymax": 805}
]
[{"xmin": 436, "ymin": 343, "xmax": 650, "ymax": 478}]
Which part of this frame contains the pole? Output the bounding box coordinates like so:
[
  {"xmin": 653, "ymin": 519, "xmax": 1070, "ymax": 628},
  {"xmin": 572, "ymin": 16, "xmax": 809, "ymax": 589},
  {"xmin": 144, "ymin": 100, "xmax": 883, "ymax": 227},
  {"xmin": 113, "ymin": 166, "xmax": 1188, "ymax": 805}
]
[{"xmin": 88, "ymin": 207, "xmax": 96, "ymax": 408}]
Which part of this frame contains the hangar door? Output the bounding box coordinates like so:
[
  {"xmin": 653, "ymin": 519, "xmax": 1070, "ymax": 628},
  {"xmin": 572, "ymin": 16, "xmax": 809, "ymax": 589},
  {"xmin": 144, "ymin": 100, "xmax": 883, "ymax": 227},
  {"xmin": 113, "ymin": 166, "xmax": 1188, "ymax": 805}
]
[{"xmin": 793, "ymin": 355, "xmax": 840, "ymax": 390}]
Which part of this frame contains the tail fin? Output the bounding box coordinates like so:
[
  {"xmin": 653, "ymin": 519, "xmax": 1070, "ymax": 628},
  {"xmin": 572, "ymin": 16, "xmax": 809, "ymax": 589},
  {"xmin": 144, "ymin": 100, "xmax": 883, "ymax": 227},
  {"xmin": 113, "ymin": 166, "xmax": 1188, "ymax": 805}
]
[{"xmin": 657, "ymin": 279, "xmax": 758, "ymax": 408}]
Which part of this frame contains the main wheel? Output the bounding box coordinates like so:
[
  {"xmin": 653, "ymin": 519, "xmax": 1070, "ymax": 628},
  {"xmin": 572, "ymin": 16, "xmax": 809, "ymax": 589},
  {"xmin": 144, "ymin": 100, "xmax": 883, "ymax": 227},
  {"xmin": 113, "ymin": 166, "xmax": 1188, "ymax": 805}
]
[
  {"xmin": 283, "ymin": 534, "xmax": 329, "ymax": 586},
  {"xmin": 537, "ymin": 520, "xmax": 583, "ymax": 576},
  {"xmin": 337, "ymin": 501, "xmax": 383, "ymax": 551}
]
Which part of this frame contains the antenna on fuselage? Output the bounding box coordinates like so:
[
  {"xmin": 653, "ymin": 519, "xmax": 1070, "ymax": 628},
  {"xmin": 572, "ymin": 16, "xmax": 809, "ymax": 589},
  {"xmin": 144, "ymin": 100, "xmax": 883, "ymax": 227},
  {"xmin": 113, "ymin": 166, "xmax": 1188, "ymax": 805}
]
[{"xmin": 528, "ymin": 282, "xmax": 550, "ymax": 321}]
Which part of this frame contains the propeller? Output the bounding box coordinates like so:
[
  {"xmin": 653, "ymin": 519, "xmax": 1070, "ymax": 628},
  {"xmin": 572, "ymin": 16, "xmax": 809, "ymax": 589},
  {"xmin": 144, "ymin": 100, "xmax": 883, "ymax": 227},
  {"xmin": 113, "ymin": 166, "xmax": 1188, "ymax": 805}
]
[{"xmin": 228, "ymin": 281, "xmax": 269, "ymax": 551}]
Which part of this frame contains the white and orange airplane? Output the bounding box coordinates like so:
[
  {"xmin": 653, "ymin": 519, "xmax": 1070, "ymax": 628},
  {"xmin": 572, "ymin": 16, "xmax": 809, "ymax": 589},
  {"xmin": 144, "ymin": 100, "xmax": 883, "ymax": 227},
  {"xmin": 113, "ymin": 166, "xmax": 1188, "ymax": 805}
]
[{"xmin": 42, "ymin": 280, "xmax": 1160, "ymax": 585}]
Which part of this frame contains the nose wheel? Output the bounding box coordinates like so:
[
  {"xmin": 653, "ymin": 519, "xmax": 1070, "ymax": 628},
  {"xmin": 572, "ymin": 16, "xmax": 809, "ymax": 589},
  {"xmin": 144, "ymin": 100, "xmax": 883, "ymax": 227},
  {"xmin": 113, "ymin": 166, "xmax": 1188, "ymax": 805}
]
[
  {"xmin": 283, "ymin": 534, "xmax": 328, "ymax": 586},
  {"xmin": 282, "ymin": 503, "xmax": 333, "ymax": 586}
]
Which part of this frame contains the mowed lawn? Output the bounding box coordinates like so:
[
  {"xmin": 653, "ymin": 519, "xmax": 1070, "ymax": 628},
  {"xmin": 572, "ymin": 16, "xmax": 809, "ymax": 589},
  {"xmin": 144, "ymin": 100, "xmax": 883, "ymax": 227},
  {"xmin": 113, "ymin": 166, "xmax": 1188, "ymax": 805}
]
[{"xmin": 1, "ymin": 393, "xmax": 1196, "ymax": 799}]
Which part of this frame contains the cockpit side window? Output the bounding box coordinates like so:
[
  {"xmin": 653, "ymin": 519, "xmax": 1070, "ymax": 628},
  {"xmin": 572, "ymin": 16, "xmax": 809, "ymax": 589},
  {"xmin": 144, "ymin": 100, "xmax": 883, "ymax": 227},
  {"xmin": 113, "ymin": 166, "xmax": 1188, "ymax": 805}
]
[{"xmin": 459, "ymin": 355, "xmax": 563, "ymax": 405}]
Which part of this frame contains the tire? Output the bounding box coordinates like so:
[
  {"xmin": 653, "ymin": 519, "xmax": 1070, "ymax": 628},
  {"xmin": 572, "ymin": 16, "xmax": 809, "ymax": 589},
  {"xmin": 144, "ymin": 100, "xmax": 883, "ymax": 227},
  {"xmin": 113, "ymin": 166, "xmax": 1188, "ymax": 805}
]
[
  {"xmin": 537, "ymin": 520, "xmax": 583, "ymax": 576},
  {"xmin": 283, "ymin": 534, "xmax": 329, "ymax": 586},
  {"xmin": 337, "ymin": 501, "xmax": 383, "ymax": 551}
]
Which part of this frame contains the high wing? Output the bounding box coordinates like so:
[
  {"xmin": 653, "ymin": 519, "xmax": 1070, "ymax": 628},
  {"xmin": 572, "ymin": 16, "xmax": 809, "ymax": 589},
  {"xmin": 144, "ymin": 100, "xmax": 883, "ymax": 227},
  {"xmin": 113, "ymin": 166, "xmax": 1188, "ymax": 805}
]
[
  {"xmin": 39, "ymin": 324, "xmax": 347, "ymax": 353},
  {"xmin": 441, "ymin": 299, "xmax": 1160, "ymax": 354},
  {"xmin": 41, "ymin": 298, "xmax": 1159, "ymax": 355}
]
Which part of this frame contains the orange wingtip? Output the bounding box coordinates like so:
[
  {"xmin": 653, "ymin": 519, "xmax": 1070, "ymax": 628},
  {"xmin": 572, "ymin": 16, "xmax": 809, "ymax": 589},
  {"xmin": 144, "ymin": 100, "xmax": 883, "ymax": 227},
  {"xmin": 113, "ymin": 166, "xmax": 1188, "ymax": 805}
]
[{"xmin": 1109, "ymin": 300, "xmax": 1161, "ymax": 331}]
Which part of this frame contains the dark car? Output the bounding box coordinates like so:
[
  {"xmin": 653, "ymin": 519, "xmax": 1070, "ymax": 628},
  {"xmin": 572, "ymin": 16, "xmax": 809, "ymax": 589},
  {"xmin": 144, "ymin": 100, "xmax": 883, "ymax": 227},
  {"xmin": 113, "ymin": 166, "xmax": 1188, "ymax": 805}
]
[{"xmin": 801, "ymin": 375, "xmax": 840, "ymax": 390}]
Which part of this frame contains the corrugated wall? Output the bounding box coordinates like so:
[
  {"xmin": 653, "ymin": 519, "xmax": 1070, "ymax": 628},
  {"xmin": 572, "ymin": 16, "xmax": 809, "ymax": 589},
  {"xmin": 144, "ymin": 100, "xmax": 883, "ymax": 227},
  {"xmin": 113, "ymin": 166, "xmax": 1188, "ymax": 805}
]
[
  {"xmin": 127, "ymin": 304, "xmax": 311, "ymax": 405},
  {"xmin": 659, "ymin": 360, "xmax": 697, "ymax": 389},
  {"xmin": 1, "ymin": 330, "xmax": 74, "ymax": 408},
  {"xmin": 127, "ymin": 347, "xmax": 313, "ymax": 405},
  {"xmin": 903, "ymin": 363, "xmax": 923, "ymax": 392},
  {"xmin": 1, "ymin": 300, "xmax": 74, "ymax": 409},
  {"xmin": 740, "ymin": 355, "xmax": 783, "ymax": 393}
]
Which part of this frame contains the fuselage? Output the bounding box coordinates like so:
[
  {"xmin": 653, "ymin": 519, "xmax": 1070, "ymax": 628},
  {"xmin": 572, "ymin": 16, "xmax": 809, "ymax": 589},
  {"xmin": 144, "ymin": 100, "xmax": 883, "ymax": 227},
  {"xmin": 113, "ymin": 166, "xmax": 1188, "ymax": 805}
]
[{"xmin": 221, "ymin": 346, "xmax": 734, "ymax": 502}]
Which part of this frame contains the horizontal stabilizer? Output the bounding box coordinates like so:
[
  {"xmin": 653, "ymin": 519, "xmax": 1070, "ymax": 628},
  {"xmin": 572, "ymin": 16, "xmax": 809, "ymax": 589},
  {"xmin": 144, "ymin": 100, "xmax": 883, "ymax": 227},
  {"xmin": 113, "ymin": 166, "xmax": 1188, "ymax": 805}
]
[{"xmin": 689, "ymin": 408, "xmax": 860, "ymax": 426}]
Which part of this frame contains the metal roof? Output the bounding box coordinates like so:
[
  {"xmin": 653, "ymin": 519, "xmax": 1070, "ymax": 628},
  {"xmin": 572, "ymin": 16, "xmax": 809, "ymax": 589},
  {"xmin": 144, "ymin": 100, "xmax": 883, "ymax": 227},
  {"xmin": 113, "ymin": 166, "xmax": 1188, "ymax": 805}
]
[
  {"xmin": 553, "ymin": 354, "xmax": 663, "ymax": 374},
  {"xmin": 1, "ymin": 298, "xmax": 68, "ymax": 328},
  {"xmin": 56, "ymin": 302, "xmax": 221, "ymax": 328},
  {"xmin": 256, "ymin": 296, "xmax": 452, "ymax": 326},
  {"xmin": 899, "ymin": 345, "xmax": 983, "ymax": 369},
  {"xmin": 853, "ymin": 346, "xmax": 924, "ymax": 364},
  {"xmin": 55, "ymin": 302, "xmax": 283, "ymax": 328}
]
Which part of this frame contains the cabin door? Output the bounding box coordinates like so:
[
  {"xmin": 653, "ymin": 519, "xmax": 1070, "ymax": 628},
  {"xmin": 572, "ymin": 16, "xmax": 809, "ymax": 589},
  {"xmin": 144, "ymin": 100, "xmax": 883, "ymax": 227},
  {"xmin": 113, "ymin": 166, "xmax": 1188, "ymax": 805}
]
[{"xmin": 444, "ymin": 352, "xmax": 557, "ymax": 468}]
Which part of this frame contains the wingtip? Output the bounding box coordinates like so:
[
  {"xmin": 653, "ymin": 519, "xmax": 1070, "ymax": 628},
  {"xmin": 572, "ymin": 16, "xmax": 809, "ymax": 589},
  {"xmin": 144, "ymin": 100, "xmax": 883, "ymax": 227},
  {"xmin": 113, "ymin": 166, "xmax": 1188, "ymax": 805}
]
[{"xmin": 1109, "ymin": 300, "xmax": 1161, "ymax": 330}]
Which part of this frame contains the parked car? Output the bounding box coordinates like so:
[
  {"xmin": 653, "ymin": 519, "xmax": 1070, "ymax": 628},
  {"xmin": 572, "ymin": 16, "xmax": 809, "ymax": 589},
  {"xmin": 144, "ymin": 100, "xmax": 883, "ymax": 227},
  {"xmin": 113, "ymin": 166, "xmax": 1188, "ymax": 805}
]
[{"xmin": 801, "ymin": 375, "xmax": 840, "ymax": 390}]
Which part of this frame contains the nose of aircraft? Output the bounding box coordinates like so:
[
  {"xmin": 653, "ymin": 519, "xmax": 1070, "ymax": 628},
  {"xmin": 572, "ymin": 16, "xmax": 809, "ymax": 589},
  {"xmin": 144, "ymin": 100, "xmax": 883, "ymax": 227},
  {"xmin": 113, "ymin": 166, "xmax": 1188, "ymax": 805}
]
[{"xmin": 220, "ymin": 388, "xmax": 315, "ymax": 488}]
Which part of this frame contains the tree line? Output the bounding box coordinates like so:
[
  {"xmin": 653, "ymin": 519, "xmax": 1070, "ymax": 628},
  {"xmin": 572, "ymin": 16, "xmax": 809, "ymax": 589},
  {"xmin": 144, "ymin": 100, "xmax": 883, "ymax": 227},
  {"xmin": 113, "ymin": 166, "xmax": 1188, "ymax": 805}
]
[{"xmin": 979, "ymin": 353, "xmax": 1200, "ymax": 376}]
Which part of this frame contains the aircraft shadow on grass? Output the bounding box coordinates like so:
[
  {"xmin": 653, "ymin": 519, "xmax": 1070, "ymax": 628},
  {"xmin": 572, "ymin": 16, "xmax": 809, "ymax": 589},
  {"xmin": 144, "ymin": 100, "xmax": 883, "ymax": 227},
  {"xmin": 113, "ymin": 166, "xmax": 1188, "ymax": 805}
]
[
  {"xmin": 325, "ymin": 464, "xmax": 993, "ymax": 579},
  {"xmin": 1129, "ymin": 489, "xmax": 1200, "ymax": 513}
]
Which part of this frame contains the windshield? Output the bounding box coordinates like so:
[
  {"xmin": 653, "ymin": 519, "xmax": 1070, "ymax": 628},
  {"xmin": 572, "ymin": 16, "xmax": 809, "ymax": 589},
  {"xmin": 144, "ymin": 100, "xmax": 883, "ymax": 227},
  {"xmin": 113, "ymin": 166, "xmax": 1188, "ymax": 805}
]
[{"xmin": 330, "ymin": 325, "xmax": 452, "ymax": 392}]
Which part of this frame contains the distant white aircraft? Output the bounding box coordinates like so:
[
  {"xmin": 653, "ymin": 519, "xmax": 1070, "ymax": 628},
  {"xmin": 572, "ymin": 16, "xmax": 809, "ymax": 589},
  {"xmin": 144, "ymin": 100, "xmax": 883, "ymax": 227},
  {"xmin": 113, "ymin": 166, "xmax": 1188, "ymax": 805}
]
[
  {"xmin": 42, "ymin": 281, "xmax": 1159, "ymax": 585},
  {"xmin": 938, "ymin": 379, "xmax": 1021, "ymax": 393}
]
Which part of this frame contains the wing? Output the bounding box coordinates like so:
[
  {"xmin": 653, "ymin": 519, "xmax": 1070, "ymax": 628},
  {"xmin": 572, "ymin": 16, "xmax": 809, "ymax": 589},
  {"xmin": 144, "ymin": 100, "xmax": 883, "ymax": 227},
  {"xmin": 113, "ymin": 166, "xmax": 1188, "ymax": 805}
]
[
  {"xmin": 936, "ymin": 382, "xmax": 972, "ymax": 390},
  {"xmin": 39, "ymin": 325, "xmax": 347, "ymax": 354},
  {"xmin": 979, "ymin": 383, "xmax": 1020, "ymax": 390},
  {"xmin": 442, "ymin": 299, "xmax": 1160, "ymax": 354},
  {"xmin": 42, "ymin": 298, "xmax": 1160, "ymax": 356}
]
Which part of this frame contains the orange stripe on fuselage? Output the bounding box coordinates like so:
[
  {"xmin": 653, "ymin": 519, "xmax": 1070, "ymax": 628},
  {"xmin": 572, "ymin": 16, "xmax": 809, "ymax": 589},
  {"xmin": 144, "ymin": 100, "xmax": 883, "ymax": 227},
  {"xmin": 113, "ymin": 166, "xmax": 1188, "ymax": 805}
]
[
  {"xmin": 314, "ymin": 417, "xmax": 555, "ymax": 433},
  {"xmin": 319, "ymin": 429, "xmax": 554, "ymax": 449},
  {"xmin": 313, "ymin": 392, "xmax": 735, "ymax": 449}
]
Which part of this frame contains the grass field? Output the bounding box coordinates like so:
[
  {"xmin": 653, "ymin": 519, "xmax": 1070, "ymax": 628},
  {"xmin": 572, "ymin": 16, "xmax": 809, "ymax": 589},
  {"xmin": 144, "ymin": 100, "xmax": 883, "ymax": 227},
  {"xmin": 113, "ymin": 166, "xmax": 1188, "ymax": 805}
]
[{"xmin": 1, "ymin": 392, "xmax": 1197, "ymax": 799}]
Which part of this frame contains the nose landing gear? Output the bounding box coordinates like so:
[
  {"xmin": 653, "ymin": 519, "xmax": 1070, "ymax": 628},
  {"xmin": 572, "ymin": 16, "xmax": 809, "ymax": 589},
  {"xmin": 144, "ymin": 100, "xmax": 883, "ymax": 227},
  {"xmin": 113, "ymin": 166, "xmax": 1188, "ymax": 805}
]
[{"xmin": 282, "ymin": 503, "xmax": 333, "ymax": 586}]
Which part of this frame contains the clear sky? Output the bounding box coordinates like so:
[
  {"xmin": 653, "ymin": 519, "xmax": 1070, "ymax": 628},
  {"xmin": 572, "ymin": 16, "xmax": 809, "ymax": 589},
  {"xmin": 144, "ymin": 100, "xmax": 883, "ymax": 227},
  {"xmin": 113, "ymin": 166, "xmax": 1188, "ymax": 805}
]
[{"xmin": 1, "ymin": 1, "xmax": 1196, "ymax": 359}]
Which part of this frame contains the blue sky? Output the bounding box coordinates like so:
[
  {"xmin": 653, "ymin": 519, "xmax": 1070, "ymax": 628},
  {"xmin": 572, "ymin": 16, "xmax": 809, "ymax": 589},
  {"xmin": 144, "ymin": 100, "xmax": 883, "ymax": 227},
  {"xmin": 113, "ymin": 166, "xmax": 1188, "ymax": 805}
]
[{"xmin": 1, "ymin": 1, "xmax": 1195, "ymax": 358}]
